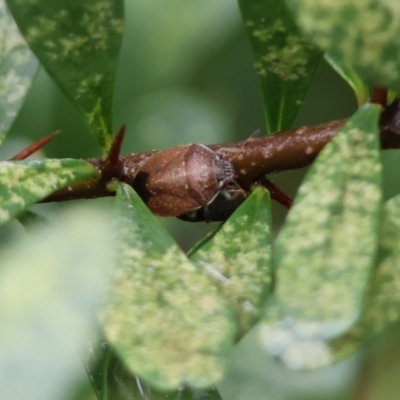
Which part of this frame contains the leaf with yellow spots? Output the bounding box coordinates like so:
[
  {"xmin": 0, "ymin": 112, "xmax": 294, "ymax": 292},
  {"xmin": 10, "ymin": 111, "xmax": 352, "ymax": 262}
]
[
  {"xmin": 101, "ymin": 183, "xmax": 235, "ymax": 390},
  {"xmin": 5, "ymin": 0, "xmax": 124, "ymax": 153},
  {"xmin": 189, "ymin": 187, "xmax": 272, "ymax": 339},
  {"xmin": 0, "ymin": 0, "xmax": 38, "ymax": 146},
  {"xmin": 328, "ymin": 195, "xmax": 400, "ymax": 362},
  {"xmin": 259, "ymin": 103, "xmax": 382, "ymax": 369},
  {"xmin": 237, "ymin": 0, "xmax": 322, "ymax": 133},
  {"xmin": 0, "ymin": 158, "xmax": 99, "ymax": 225},
  {"xmin": 85, "ymin": 336, "xmax": 224, "ymax": 400},
  {"xmin": 285, "ymin": 0, "xmax": 400, "ymax": 94}
]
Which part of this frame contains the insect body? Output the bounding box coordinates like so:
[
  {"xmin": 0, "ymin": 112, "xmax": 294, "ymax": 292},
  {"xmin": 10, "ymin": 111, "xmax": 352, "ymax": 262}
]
[
  {"xmin": 177, "ymin": 190, "xmax": 246, "ymax": 222},
  {"xmin": 132, "ymin": 143, "xmax": 235, "ymax": 217}
]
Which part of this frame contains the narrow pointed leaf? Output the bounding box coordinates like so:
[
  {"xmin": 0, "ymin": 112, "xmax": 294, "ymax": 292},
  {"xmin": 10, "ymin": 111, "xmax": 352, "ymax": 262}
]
[
  {"xmin": 260, "ymin": 103, "xmax": 382, "ymax": 369},
  {"xmin": 285, "ymin": 0, "xmax": 400, "ymax": 93},
  {"xmin": 189, "ymin": 187, "xmax": 272, "ymax": 338},
  {"xmin": 325, "ymin": 53, "xmax": 369, "ymax": 107},
  {"xmin": 5, "ymin": 0, "xmax": 124, "ymax": 152},
  {"xmin": 238, "ymin": 0, "xmax": 322, "ymax": 133},
  {"xmin": 101, "ymin": 183, "xmax": 235, "ymax": 390},
  {"xmin": 329, "ymin": 195, "xmax": 400, "ymax": 360},
  {"xmin": 0, "ymin": 158, "xmax": 99, "ymax": 225},
  {"xmin": 85, "ymin": 337, "xmax": 223, "ymax": 400},
  {"xmin": 186, "ymin": 223, "xmax": 223, "ymax": 257},
  {"xmin": 0, "ymin": 205, "xmax": 112, "ymax": 400},
  {"xmin": 0, "ymin": 0, "xmax": 38, "ymax": 145}
]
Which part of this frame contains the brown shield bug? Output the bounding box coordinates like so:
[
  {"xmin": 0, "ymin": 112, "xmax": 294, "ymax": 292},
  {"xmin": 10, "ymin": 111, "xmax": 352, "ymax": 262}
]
[
  {"xmin": 177, "ymin": 189, "xmax": 247, "ymax": 222},
  {"xmin": 131, "ymin": 143, "xmax": 237, "ymax": 217}
]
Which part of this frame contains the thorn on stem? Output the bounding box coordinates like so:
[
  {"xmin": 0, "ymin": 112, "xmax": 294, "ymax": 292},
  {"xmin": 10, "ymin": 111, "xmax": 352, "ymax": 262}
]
[
  {"xmin": 8, "ymin": 131, "xmax": 61, "ymax": 161},
  {"xmin": 260, "ymin": 177, "xmax": 293, "ymax": 209},
  {"xmin": 101, "ymin": 124, "xmax": 126, "ymax": 182}
]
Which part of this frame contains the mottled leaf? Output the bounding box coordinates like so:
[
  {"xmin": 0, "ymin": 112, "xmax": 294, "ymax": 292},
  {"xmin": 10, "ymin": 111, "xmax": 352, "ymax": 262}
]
[
  {"xmin": 260, "ymin": 103, "xmax": 382, "ymax": 369},
  {"xmin": 0, "ymin": 0, "xmax": 38, "ymax": 145},
  {"xmin": 5, "ymin": 0, "xmax": 124, "ymax": 152},
  {"xmin": 238, "ymin": 0, "xmax": 322, "ymax": 133},
  {"xmin": 189, "ymin": 187, "xmax": 272, "ymax": 339},
  {"xmin": 325, "ymin": 53, "xmax": 369, "ymax": 107},
  {"xmin": 329, "ymin": 195, "xmax": 400, "ymax": 360},
  {"xmin": 101, "ymin": 183, "xmax": 235, "ymax": 390},
  {"xmin": 0, "ymin": 205, "xmax": 112, "ymax": 400},
  {"xmin": 285, "ymin": 0, "xmax": 400, "ymax": 93},
  {"xmin": 85, "ymin": 337, "xmax": 223, "ymax": 400},
  {"xmin": 0, "ymin": 158, "xmax": 99, "ymax": 225}
]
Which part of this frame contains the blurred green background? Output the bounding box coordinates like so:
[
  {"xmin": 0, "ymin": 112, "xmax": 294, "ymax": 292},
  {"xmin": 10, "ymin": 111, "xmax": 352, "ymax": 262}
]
[{"xmin": 5, "ymin": 0, "xmax": 400, "ymax": 399}]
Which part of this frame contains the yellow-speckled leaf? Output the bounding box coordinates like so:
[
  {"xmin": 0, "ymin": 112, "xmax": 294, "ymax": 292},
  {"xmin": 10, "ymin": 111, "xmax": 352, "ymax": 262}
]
[
  {"xmin": 0, "ymin": 158, "xmax": 99, "ymax": 225},
  {"xmin": 238, "ymin": 0, "xmax": 322, "ymax": 133},
  {"xmin": 0, "ymin": 0, "xmax": 38, "ymax": 145},
  {"xmin": 101, "ymin": 183, "xmax": 235, "ymax": 390},
  {"xmin": 5, "ymin": 0, "xmax": 124, "ymax": 152},
  {"xmin": 0, "ymin": 205, "xmax": 112, "ymax": 400},
  {"xmin": 260, "ymin": 103, "xmax": 382, "ymax": 369},
  {"xmin": 189, "ymin": 187, "xmax": 272, "ymax": 339},
  {"xmin": 329, "ymin": 195, "xmax": 400, "ymax": 361},
  {"xmin": 286, "ymin": 0, "xmax": 400, "ymax": 93}
]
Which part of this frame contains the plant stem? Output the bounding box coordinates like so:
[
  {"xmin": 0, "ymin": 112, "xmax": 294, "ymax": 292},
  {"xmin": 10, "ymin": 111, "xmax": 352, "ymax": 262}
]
[{"xmin": 43, "ymin": 106, "xmax": 400, "ymax": 205}]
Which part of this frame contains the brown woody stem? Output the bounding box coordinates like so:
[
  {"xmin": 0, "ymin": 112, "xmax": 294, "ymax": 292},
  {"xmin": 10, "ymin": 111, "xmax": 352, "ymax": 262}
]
[{"xmin": 43, "ymin": 103, "xmax": 400, "ymax": 204}]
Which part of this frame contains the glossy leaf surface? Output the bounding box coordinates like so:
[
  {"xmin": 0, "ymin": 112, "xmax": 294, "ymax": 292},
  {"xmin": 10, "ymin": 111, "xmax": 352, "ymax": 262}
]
[
  {"xmin": 0, "ymin": 158, "xmax": 99, "ymax": 225},
  {"xmin": 325, "ymin": 53, "xmax": 369, "ymax": 107},
  {"xmin": 6, "ymin": 0, "xmax": 124, "ymax": 152},
  {"xmin": 0, "ymin": 205, "xmax": 112, "ymax": 400},
  {"xmin": 260, "ymin": 103, "xmax": 382, "ymax": 369},
  {"xmin": 101, "ymin": 183, "xmax": 235, "ymax": 390},
  {"xmin": 189, "ymin": 187, "xmax": 272, "ymax": 338},
  {"xmin": 286, "ymin": 0, "xmax": 400, "ymax": 93},
  {"xmin": 0, "ymin": 0, "xmax": 37, "ymax": 145},
  {"xmin": 238, "ymin": 0, "xmax": 322, "ymax": 133}
]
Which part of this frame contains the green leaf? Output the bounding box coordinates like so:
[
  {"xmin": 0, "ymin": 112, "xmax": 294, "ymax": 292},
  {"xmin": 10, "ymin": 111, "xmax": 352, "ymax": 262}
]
[
  {"xmin": 325, "ymin": 53, "xmax": 369, "ymax": 107},
  {"xmin": 186, "ymin": 223, "xmax": 223, "ymax": 257},
  {"xmin": 0, "ymin": 158, "xmax": 99, "ymax": 225},
  {"xmin": 285, "ymin": 0, "xmax": 400, "ymax": 94},
  {"xmin": 189, "ymin": 187, "xmax": 272, "ymax": 339},
  {"xmin": 260, "ymin": 103, "xmax": 382, "ymax": 369},
  {"xmin": 388, "ymin": 89, "xmax": 397, "ymax": 104},
  {"xmin": 85, "ymin": 336, "xmax": 224, "ymax": 400},
  {"xmin": 329, "ymin": 195, "xmax": 400, "ymax": 360},
  {"xmin": 17, "ymin": 209, "xmax": 47, "ymax": 231},
  {"xmin": 237, "ymin": 0, "xmax": 322, "ymax": 133},
  {"xmin": 0, "ymin": 0, "xmax": 38, "ymax": 146},
  {"xmin": 101, "ymin": 183, "xmax": 235, "ymax": 390},
  {"xmin": 0, "ymin": 205, "xmax": 113, "ymax": 400},
  {"xmin": 5, "ymin": 0, "xmax": 124, "ymax": 152}
]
